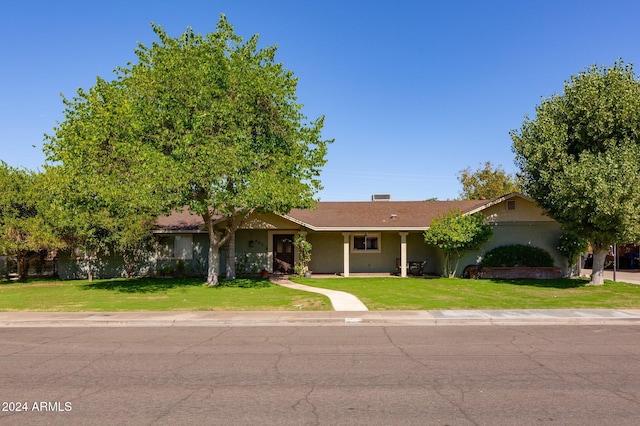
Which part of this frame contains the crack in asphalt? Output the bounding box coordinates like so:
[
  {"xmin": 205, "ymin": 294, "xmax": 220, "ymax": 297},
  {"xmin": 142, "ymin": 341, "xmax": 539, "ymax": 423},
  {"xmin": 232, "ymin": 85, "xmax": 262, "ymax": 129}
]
[
  {"xmin": 381, "ymin": 327, "xmax": 478, "ymax": 425},
  {"xmin": 292, "ymin": 385, "xmax": 319, "ymax": 425},
  {"xmin": 151, "ymin": 388, "xmax": 201, "ymax": 424}
]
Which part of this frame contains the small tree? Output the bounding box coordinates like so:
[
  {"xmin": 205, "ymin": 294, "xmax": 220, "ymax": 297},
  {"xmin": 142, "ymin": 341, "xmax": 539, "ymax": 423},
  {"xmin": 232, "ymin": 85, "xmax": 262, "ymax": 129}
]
[
  {"xmin": 457, "ymin": 161, "xmax": 520, "ymax": 200},
  {"xmin": 557, "ymin": 231, "xmax": 589, "ymax": 277},
  {"xmin": 0, "ymin": 163, "xmax": 63, "ymax": 281},
  {"xmin": 424, "ymin": 210, "xmax": 493, "ymax": 277},
  {"xmin": 292, "ymin": 234, "xmax": 312, "ymax": 276}
]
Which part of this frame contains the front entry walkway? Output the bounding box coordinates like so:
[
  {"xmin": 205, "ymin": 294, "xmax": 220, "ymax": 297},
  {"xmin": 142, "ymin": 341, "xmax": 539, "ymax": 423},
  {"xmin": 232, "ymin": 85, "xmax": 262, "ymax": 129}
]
[{"xmin": 270, "ymin": 276, "xmax": 368, "ymax": 312}]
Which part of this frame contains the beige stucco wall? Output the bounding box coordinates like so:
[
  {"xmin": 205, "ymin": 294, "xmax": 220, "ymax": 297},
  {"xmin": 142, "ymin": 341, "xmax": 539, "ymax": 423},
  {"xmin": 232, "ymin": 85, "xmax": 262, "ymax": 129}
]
[
  {"xmin": 450, "ymin": 198, "xmax": 564, "ymax": 276},
  {"xmin": 305, "ymin": 231, "xmax": 437, "ymax": 274},
  {"xmin": 483, "ymin": 197, "xmax": 555, "ymax": 224}
]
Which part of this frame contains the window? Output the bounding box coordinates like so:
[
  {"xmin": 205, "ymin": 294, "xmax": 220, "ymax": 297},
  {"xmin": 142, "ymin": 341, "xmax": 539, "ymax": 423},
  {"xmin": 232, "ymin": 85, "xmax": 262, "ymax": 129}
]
[
  {"xmin": 351, "ymin": 233, "xmax": 381, "ymax": 253},
  {"xmin": 158, "ymin": 235, "xmax": 193, "ymax": 259},
  {"xmin": 506, "ymin": 200, "xmax": 516, "ymax": 211}
]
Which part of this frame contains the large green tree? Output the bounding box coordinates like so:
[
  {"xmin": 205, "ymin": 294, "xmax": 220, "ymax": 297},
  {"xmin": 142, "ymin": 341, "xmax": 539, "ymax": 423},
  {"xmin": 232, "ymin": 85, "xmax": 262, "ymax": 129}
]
[
  {"xmin": 0, "ymin": 163, "xmax": 62, "ymax": 281},
  {"xmin": 45, "ymin": 15, "xmax": 330, "ymax": 285},
  {"xmin": 43, "ymin": 76, "xmax": 174, "ymax": 281},
  {"xmin": 457, "ymin": 161, "xmax": 520, "ymax": 200},
  {"xmin": 511, "ymin": 61, "xmax": 640, "ymax": 285},
  {"xmin": 424, "ymin": 210, "xmax": 493, "ymax": 277}
]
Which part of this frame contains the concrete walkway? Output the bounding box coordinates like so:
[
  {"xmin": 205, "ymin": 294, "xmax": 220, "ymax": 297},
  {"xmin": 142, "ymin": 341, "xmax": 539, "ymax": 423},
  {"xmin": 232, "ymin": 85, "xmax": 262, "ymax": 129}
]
[
  {"xmin": 581, "ymin": 269, "xmax": 640, "ymax": 284},
  {"xmin": 270, "ymin": 275, "xmax": 369, "ymax": 311}
]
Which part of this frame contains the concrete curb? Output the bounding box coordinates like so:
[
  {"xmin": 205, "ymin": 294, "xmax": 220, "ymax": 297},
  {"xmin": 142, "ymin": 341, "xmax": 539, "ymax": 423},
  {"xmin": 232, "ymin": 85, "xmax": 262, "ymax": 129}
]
[{"xmin": 1, "ymin": 310, "xmax": 640, "ymax": 327}]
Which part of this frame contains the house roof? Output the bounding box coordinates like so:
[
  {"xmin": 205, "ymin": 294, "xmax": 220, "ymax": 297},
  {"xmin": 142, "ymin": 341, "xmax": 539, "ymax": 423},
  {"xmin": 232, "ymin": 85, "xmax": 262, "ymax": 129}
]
[
  {"xmin": 155, "ymin": 208, "xmax": 205, "ymax": 231},
  {"xmin": 155, "ymin": 197, "xmax": 500, "ymax": 232},
  {"xmin": 283, "ymin": 200, "xmax": 491, "ymax": 231}
]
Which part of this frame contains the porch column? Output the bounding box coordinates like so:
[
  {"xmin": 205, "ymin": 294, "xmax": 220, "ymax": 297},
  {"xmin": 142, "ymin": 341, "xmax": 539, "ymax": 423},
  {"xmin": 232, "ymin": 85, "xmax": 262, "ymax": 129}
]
[
  {"xmin": 342, "ymin": 232, "xmax": 350, "ymax": 277},
  {"xmin": 399, "ymin": 232, "xmax": 408, "ymax": 278}
]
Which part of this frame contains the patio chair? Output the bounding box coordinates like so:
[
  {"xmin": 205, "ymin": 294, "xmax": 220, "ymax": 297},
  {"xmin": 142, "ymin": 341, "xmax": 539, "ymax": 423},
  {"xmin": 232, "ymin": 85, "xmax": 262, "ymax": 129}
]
[{"xmin": 409, "ymin": 259, "xmax": 428, "ymax": 276}]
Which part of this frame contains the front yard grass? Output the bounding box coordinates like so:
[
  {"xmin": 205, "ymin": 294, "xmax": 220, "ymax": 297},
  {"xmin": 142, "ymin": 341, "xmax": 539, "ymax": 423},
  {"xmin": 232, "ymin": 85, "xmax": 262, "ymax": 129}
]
[
  {"xmin": 2, "ymin": 276, "xmax": 640, "ymax": 311},
  {"xmin": 0, "ymin": 277, "xmax": 330, "ymax": 312},
  {"xmin": 290, "ymin": 276, "xmax": 640, "ymax": 310}
]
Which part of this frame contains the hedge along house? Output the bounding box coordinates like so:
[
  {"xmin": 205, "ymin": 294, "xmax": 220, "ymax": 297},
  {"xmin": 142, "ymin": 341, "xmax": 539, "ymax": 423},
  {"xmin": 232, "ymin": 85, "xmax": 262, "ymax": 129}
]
[
  {"xmin": 56, "ymin": 193, "xmax": 564, "ymax": 279},
  {"xmin": 147, "ymin": 192, "xmax": 565, "ymax": 279}
]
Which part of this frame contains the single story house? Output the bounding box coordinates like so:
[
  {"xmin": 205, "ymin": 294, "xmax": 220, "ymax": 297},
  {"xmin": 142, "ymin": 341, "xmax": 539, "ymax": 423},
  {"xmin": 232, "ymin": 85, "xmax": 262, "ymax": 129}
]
[{"xmin": 57, "ymin": 193, "xmax": 565, "ymax": 279}]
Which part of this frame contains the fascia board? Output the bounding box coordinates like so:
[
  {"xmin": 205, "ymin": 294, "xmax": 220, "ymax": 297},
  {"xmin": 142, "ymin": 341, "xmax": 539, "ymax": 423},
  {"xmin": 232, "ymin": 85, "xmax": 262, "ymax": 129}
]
[
  {"xmin": 279, "ymin": 215, "xmax": 428, "ymax": 232},
  {"xmin": 463, "ymin": 192, "xmax": 533, "ymax": 216},
  {"xmin": 153, "ymin": 229, "xmax": 208, "ymax": 234},
  {"xmin": 302, "ymin": 226, "xmax": 428, "ymax": 232}
]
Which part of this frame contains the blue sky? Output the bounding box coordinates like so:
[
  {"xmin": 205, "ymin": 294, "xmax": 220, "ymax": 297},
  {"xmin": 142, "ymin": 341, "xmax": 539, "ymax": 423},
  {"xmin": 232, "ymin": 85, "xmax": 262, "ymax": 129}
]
[{"xmin": 2, "ymin": 0, "xmax": 640, "ymax": 201}]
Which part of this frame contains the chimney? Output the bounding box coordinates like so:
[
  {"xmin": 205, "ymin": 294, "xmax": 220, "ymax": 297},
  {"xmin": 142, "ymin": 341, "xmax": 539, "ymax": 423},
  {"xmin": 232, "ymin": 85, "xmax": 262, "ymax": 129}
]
[{"xmin": 371, "ymin": 194, "xmax": 391, "ymax": 202}]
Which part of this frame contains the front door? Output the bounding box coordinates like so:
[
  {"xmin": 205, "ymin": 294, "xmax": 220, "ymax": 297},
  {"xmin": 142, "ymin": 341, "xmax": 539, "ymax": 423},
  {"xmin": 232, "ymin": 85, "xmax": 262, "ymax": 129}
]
[{"xmin": 273, "ymin": 234, "xmax": 294, "ymax": 273}]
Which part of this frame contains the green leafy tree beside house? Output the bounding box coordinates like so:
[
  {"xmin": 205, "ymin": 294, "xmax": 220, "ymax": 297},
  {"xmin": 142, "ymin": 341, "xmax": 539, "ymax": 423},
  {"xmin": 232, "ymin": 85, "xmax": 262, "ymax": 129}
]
[
  {"xmin": 0, "ymin": 163, "xmax": 63, "ymax": 281},
  {"xmin": 512, "ymin": 61, "xmax": 640, "ymax": 285},
  {"xmin": 45, "ymin": 15, "xmax": 331, "ymax": 286},
  {"xmin": 424, "ymin": 210, "xmax": 493, "ymax": 277}
]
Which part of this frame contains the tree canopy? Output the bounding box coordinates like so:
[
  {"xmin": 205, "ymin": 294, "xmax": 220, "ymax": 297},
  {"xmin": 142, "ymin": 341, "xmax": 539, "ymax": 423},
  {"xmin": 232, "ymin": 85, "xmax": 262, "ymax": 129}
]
[
  {"xmin": 457, "ymin": 161, "xmax": 520, "ymax": 200},
  {"xmin": 0, "ymin": 163, "xmax": 62, "ymax": 281},
  {"xmin": 424, "ymin": 210, "xmax": 492, "ymax": 277},
  {"xmin": 511, "ymin": 61, "xmax": 640, "ymax": 284},
  {"xmin": 45, "ymin": 15, "xmax": 331, "ymax": 285}
]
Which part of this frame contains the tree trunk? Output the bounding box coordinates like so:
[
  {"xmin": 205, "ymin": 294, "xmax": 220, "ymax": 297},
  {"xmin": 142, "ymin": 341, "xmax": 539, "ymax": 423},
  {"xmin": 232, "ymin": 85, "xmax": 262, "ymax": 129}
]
[
  {"xmin": 226, "ymin": 230, "xmax": 236, "ymax": 280},
  {"xmin": 590, "ymin": 247, "xmax": 608, "ymax": 285},
  {"xmin": 205, "ymin": 212, "xmax": 221, "ymax": 286},
  {"xmin": 17, "ymin": 250, "xmax": 28, "ymax": 283},
  {"xmin": 451, "ymin": 252, "xmax": 462, "ymax": 278},
  {"xmin": 204, "ymin": 211, "xmax": 250, "ymax": 286},
  {"xmin": 206, "ymin": 231, "xmax": 221, "ymax": 286},
  {"xmin": 87, "ymin": 258, "xmax": 93, "ymax": 282},
  {"xmin": 444, "ymin": 252, "xmax": 452, "ymax": 278}
]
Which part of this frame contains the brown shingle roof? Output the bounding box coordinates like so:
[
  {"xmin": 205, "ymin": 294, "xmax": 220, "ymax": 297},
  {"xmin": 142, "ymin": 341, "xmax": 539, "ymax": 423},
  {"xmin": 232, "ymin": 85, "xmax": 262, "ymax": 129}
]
[
  {"xmin": 156, "ymin": 199, "xmax": 495, "ymax": 232},
  {"xmin": 155, "ymin": 208, "xmax": 205, "ymax": 231},
  {"xmin": 285, "ymin": 200, "xmax": 491, "ymax": 230}
]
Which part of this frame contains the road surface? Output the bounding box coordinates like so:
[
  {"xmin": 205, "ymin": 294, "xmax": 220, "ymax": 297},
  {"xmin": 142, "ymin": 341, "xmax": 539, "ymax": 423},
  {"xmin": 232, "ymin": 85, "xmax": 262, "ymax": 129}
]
[{"xmin": 2, "ymin": 325, "xmax": 640, "ymax": 425}]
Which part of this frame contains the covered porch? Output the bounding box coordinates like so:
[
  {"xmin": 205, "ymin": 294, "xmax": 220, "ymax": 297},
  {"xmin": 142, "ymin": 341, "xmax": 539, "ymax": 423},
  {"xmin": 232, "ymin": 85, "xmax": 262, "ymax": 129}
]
[{"xmin": 304, "ymin": 230, "xmax": 439, "ymax": 277}]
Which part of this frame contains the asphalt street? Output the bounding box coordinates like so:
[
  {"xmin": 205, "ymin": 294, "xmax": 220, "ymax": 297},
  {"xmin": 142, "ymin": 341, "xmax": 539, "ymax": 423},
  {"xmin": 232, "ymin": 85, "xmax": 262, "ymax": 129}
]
[{"xmin": 2, "ymin": 325, "xmax": 640, "ymax": 425}]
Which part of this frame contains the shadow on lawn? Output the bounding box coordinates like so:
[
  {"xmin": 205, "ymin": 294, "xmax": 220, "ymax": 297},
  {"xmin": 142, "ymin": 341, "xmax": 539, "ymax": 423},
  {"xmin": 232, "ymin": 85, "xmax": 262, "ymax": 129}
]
[
  {"xmin": 488, "ymin": 278, "xmax": 590, "ymax": 289},
  {"xmin": 80, "ymin": 278, "xmax": 205, "ymax": 293},
  {"xmin": 80, "ymin": 277, "xmax": 272, "ymax": 293}
]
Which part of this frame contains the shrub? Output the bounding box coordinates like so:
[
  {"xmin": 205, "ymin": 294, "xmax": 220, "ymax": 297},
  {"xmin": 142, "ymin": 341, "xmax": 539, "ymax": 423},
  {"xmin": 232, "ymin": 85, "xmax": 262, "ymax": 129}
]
[
  {"xmin": 292, "ymin": 235, "xmax": 312, "ymax": 276},
  {"xmin": 481, "ymin": 244, "xmax": 554, "ymax": 267},
  {"xmin": 557, "ymin": 231, "xmax": 589, "ymax": 265}
]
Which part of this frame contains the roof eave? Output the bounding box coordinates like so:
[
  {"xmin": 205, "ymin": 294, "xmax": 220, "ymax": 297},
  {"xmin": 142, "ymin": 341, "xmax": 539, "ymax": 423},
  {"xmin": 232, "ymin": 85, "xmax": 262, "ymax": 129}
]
[{"xmin": 464, "ymin": 192, "xmax": 532, "ymax": 215}]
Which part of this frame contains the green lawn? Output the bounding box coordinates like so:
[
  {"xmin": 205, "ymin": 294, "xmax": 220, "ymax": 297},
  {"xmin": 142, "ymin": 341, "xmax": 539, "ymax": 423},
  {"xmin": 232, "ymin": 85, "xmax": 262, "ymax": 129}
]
[
  {"xmin": 0, "ymin": 278, "xmax": 330, "ymax": 312},
  {"xmin": 2, "ymin": 276, "xmax": 640, "ymax": 311},
  {"xmin": 290, "ymin": 276, "xmax": 640, "ymax": 310}
]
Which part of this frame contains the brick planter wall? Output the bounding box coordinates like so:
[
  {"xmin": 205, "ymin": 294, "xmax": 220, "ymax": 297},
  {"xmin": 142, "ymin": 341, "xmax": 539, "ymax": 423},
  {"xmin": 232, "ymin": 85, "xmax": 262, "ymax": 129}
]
[{"xmin": 466, "ymin": 266, "xmax": 563, "ymax": 279}]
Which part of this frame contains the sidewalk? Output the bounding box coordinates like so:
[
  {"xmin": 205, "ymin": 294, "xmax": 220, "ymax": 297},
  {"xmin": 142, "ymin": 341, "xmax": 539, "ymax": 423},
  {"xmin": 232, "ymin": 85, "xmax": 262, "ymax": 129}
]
[
  {"xmin": 1, "ymin": 309, "xmax": 640, "ymax": 327},
  {"xmin": 270, "ymin": 275, "xmax": 368, "ymax": 311},
  {"xmin": 581, "ymin": 269, "xmax": 640, "ymax": 284}
]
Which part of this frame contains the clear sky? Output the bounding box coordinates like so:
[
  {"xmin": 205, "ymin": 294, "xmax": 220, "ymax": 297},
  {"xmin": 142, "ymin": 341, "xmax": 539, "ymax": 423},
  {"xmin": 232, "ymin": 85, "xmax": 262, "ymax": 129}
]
[{"xmin": 2, "ymin": 0, "xmax": 640, "ymax": 201}]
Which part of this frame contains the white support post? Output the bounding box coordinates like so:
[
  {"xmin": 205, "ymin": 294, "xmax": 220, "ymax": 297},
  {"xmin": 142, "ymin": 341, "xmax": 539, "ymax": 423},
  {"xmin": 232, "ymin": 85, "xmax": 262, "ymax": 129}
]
[
  {"xmin": 399, "ymin": 232, "xmax": 408, "ymax": 278},
  {"xmin": 342, "ymin": 232, "xmax": 350, "ymax": 277}
]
